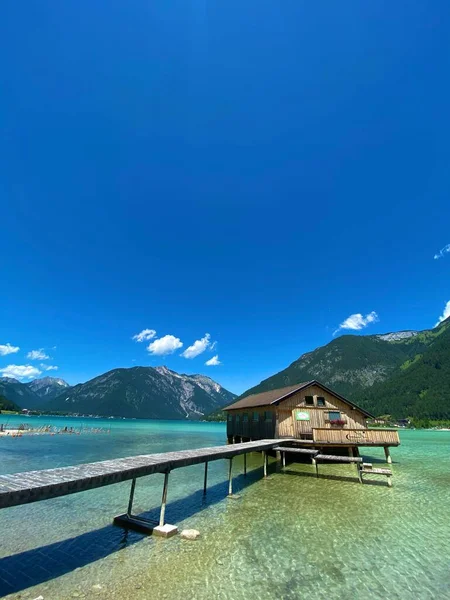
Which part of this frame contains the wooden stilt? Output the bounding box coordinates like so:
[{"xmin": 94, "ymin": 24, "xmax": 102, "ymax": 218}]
[
  {"xmin": 384, "ymin": 446, "xmax": 392, "ymax": 464},
  {"xmin": 203, "ymin": 462, "xmax": 208, "ymax": 495},
  {"xmin": 263, "ymin": 451, "xmax": 268, "ymax": 478},
  {"xmin": 282, "ymin": 451, "xmax": 286, "ymax": 469},
  {"xmin": 127, "ymin": 478, "xmax": 136, "ymax": 517},
  {"xmin": 228, "ymin": 458, "xmax": 233, "ymax": 496},
  {"xmin": 357, "ymin": 464, "xmax": 363, "ymax": 484},
  {"xmin": 244, "ymin": 453, "xmax": 247, "ymax": 476},
  {"xmin": 159, "ymin": 471, "xmax": 170, "ymax": 527},
  {"xmin": 387, "ymin": 475, "xmax": 393, "ymax": 488},
  {"xmin": 312, "ymin": 457, "xmax": 318, "ymax": 478},
  {"xmin": 348, "ymin": 447, "xmax": 354, "ymax": 458}
]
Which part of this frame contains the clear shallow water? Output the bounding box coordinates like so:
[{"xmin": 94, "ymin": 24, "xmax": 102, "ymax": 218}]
[{"xmin": 0, "ymin": 417, "xmax": 449, "ymax": 600}]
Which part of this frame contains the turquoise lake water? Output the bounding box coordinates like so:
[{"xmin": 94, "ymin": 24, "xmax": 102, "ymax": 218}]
[{"xmin": 0, "ymin": 416, "xmax": 449, "ymax": 599}]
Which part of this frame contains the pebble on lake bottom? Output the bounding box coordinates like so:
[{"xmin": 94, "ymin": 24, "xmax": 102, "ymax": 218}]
[{"xmin": 180, "ymin": 529, "xmax": 201, "ymax": 540}]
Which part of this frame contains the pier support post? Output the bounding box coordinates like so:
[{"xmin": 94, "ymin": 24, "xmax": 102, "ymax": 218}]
[
  {"xmin": 203, "ymin": 462, "xmax": 208, "ymax": 495},
  {"xmin": 357, "ymin": 464, "xmax": 363, "ymax": 484},
  {"xmin": 282, "ymin": 451, "xmax": 286, "ymax": 469},
  {"xmin": 244, "ymin": 453, "xmax": 247, "ymax": 476},
  {"xmin": 127, "ymin": 478, "xmax": 136, "ymax": 517},
  {"xmin": 228, "ymin": 458, "xmax": 233, "ymax": 496},
  {"xmin": 312, "ymin": 457, "xmax": 318, "ymax": 478},
  {"xmin": 263, "ymin": 451, "xmax": 268, "ymax": 478},
  {"xmin": 153, "ymin": 471, "xmax": 178, "ymax": 538},
  {"xmin": 384, "ymin": 446, "xmax": 392, "ymax": 464},
  {"xmin": 159, "ymin": 471, "xmax": 169, "ymax": 527},
  {"xmin": 348, "ymin": 447, "xmax": 354, "ymax": 458}
]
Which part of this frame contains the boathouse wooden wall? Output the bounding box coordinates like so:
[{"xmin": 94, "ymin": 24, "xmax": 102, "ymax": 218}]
[
  {"xmin": 226, "ymin": 384, "xmax": 367, "ymax": 440},
  {"xmin": 226, "ymin": 408, "xmax": 276, "ymax": 440},
  {"xmin": 276, "ymin": 384, "xmax": 366, "ymax": 438}
]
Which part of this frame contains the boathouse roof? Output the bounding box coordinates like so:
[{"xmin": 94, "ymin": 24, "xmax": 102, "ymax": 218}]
[{"xmin": 223, "ymin": 380, "xmax": 374, "ymax": 417}]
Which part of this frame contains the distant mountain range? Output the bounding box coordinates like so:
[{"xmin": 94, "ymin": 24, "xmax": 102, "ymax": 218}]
[
  {"xmin": 237, "ymin": 317, "xmax": 450, "ymax": 420},
  {"xmin": 27, "ymin": 377, "xmax": 70, "ymax": 401},
  {"xmin": 3, "ymin": 318, "xmax": 450, "ymax": 421},
  {"xmin": 0, "ymin": 367, "xmax": 236, "ymax": 420}
]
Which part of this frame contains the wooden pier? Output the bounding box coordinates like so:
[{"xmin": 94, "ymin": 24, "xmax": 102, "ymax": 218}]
[
  {"xmin": 0, "ymin": 439, "xmax": 285, "ymax": 537},
  {"xmin": 0, "ymin": 435, "xmax": 394, "ymax": 539}
]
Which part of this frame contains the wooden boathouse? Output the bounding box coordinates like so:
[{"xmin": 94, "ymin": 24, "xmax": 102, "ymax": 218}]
[{"xmin": 223, "ymin": 380, "xmax": 400, "ymax": 462}]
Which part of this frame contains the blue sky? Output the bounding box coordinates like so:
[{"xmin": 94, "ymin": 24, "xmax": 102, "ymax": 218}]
[{"xmin": 1, "ymin": 1, "xmax": 450, "ymax": 394}]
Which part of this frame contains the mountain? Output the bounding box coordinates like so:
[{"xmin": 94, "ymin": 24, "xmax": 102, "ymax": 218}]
[
  {"xmin": 239, "ymin": 317, "xmax": 450, "ymax": 420},
  {"xmin": 44, "ymin": 366, "xmax": 236, "ymax": 419},
  {"xmin": 0, "ymin": 377, "xmax": 41, "ymax": 410},
  {"xmin": 27, "ymin": 377, "xmax": 70, "ymax": 401},
  {"xmin": 360, "ymin": 321, "xmax": 450, "ymax": 419},
  {"xmin": 0, "ymin": 394, "xmax": 21, "ymax": 412}
]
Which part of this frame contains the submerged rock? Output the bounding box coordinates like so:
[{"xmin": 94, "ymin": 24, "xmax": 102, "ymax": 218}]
[{"xmin": 180, "ymin": 529, "xmax": 200, "ymax": 540}]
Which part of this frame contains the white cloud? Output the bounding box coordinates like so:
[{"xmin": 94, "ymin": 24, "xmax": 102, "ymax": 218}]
[
  {"xmin": 334, "ymin": 311, "xmax": 379, "ymax": 336},
  {"xmin": 40, "ymin": 364, "xmax": 59, "ymax": 371},
  {"xmin": 147, "ymin": 335, "xmax": 183, "ymax": 356},
  {"xmin": 434, "ymin": 243, "xmax": 450, "ymax": 260},
  {"xmin": 205, "ymin": 355, "xmax": 221, "ymax": 366},
  {"xmin": 132, "ymin": 329, "xmax": 157, "ymax": 343},
  {"xmin": 181, "ymin": 333, "xmax": 212, "ymax": 359},
  {"xmin": 27, "ymin": 349, "xmax": 50, "ymax": 360},
  {"xmin": 0, "ymin": 364, "xmax": 42, "ymax": 380},
  {"xmin": 435, "ymin": 300, "xmax": 450, "ymax": 327},
  {"xmin": 0, "ymin": 343, "xmax": 20, "ymax": 356}
]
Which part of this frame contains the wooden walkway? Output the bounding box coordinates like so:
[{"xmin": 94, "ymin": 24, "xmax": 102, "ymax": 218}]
[
  {"xmin": 0, "ymin": 439, "xmax": 283, "ymax": 511},
  {"xmin": 0, "ymin": 438, "xmax": 393, "ymax": 537}
]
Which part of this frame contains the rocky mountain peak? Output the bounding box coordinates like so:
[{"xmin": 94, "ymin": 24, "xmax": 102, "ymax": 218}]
[{"xmin": 375, "ymin": 331, "xmax": 418, "ymax": 342}]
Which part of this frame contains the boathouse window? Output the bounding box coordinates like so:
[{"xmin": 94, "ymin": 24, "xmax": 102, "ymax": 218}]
[
  {"xmin": 305, "ymin": 396, "xmax": 314, "ymax": 406},
  {"xmin": 264, "ymin": 411, "xmax": 272, "ymax": 421},
  {"xmin": 253, "ymin": 411, "xmax": 259, "ymax": 422},
  {"xmin": 328, "ymin": 411, "xmax": 341, "ymax": 421},
  {"xmin": 243, "ymin": 413, "xmax": 249, "ymax": 423},
  {"xmin": 317, "ymin": 397, "xmax": 326, "ymax": 407}
]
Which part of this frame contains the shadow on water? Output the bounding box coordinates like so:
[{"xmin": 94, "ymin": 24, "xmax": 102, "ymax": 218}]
[{"xmin": 0, "ymin": 466, "xmax": 265, "ymax": 596}]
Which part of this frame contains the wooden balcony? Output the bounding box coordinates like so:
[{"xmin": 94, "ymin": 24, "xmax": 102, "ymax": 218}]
[{"xmin": 312, "ymin": 428, "xmax": 400, "ymax": 446}]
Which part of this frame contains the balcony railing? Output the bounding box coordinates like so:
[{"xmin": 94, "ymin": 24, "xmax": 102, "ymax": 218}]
[{"xmin": 312, "ymin": 428, "xmax": 400, "ymax": 445}]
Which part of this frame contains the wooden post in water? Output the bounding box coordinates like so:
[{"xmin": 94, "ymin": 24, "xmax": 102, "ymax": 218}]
[
  {"xmin": 159, "ymin": 471, "xmax": 170, "ymax": 527},
  {"xmin": 384, "ymin": 446, "xmax": 392, "ymax": 464},
  {"xmin": 282, "ymin": 451, "xmax": 286, "ymax": 469},
  {"xmin": 228, "ymin": 458, "xmax": 233, "ymax": 496},
  {"xmin": 127, "ymin": 478, "xmax": 136, "ymax": 517},
  {"xmin": 263, "ymin": 451, "xmax": 268, "ymax": 478},
  {"xmin": 312, "ymin": 457, "xmax": 318, "ymax": 478},
  {"xmin": 244, "ymin": 453, "xmax": 247, "ymax": 476},
  {"xmin": 357, "ymin": 464, "xmax": 363, "ymax": 484},
  {"xmin": 203, "ymin": 462, "xmax": 208, "ymax": 495}
]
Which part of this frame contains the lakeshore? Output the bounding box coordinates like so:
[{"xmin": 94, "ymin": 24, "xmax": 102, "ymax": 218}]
[{"xmin": 0, "ymin": 416, "xmax": 449, "ymax": 599}]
